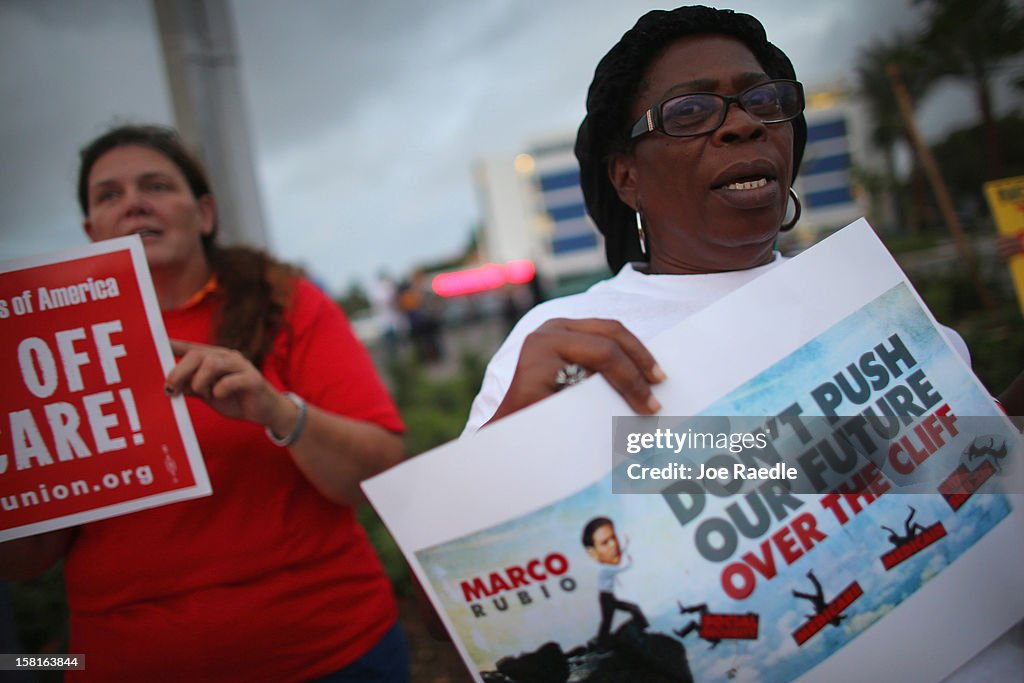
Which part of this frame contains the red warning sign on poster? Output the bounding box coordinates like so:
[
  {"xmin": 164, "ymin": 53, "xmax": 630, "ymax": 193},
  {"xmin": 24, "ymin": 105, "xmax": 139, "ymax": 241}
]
[{"xmin": 0, "ymin": 236, "xmax": 209, "ymax": 542}]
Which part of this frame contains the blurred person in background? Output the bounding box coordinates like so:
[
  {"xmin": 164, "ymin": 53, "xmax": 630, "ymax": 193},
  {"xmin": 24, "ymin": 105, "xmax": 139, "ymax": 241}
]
[
  {"xmin": 0, "ymin": 125, "xmax": 409, "ymax": 682},
  {"xmin": 398, "ymin": 270, "xmax": 444, "ymax": 364},
  {"xmin": 370, "ymin": 270, "xmax": 405, "ymax": 363}
]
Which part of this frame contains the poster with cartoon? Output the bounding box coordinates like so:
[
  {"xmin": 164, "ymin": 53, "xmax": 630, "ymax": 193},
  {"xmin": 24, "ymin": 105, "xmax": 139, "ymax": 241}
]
[
  {"xmin": 364, "ymin": 220, "xmax": 1024, "ymax": 682},
  {"xmin": 0, "ymin": 236, "xmax": 210, "ymax": 542}
]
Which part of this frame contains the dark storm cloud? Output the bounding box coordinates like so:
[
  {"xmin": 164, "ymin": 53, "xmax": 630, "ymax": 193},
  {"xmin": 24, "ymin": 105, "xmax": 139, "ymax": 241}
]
[
  {"xmin": 0, "ymin": 0, "xmax": 170, "ymax": 257},
  {"xmin": 4, "ymin": 0, "xmax": 1009, "ymax": 294}
]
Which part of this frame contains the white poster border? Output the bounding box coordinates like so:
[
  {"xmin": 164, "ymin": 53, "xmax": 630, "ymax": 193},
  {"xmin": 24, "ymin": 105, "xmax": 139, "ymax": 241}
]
[{"xmin": 365, "ymin": 219, "xmax": 1024, "ymax": 682}]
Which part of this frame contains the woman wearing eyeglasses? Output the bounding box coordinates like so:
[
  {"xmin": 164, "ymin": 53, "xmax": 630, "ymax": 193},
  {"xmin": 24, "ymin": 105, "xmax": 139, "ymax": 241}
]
[
  {"xmin": 466, "ymin": 7, "xmax": 837, "ymax": 430},
  {"xmin": 459, "ymin": 6, "xmax": 1022, "ymax": 675},
  {"xmin": 463, "ymin": 5, "xmax": 974, "ymax": 430}
]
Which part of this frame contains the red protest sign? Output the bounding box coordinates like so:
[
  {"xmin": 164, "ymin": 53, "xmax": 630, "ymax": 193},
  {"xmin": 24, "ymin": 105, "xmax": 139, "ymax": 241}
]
[{"xmin": 0, "ymin": 237, "xmax": 210, "ymax": 542}]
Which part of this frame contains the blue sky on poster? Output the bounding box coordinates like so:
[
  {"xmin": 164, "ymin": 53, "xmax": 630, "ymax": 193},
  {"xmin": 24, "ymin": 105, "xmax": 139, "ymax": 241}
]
[
  {"xmin": 413, "ymin": 282, "xmax": 1013, "ymax": 675},
  {"xmin": 416, "ymin": 464, "xmax": 1010, "ymax": 676},
  {"xmin": 1, "ymin": 0, "xmax": 1019, "ymax": 294}
]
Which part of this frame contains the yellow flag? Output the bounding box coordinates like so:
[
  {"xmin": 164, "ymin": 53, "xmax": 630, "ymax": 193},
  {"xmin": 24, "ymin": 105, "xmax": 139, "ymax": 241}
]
[{"xmin": 983, "ymin": 176, "xmax": 1024, "ymax": 316}]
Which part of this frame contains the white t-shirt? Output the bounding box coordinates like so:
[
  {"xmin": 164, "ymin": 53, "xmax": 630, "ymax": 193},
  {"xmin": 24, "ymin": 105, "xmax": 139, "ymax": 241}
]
[
  {"xmin": 464, "ymin": 256, "xmax": 971, "ymax": 433},
  {"xmin": 595, "ymin": 555, "xmax": 632, "ymax": 594}
]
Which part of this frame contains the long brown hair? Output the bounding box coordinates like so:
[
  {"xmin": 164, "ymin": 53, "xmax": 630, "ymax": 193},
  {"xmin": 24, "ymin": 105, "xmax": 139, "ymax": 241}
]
[{"xmin": 78, "ymin": 125, "xmax": 296, "ymax": 367}]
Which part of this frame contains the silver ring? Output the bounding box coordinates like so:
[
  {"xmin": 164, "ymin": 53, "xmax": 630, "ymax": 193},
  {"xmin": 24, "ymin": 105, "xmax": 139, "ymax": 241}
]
[{"xmin": 554, "ymin": 363, "xmax": 589, "ymax": 390}]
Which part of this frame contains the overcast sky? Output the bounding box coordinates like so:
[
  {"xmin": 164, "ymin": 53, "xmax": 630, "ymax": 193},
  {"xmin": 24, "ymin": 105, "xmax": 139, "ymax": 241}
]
[{"xmin": 1, "ymin": 0, "xmax": 1018, "ymax": 295}]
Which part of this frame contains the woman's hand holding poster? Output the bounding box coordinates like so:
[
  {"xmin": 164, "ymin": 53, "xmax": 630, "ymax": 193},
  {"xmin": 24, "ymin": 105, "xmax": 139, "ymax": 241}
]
[{"xmin": 365, "ymin": 220, "xmax": 1023, "ymax": 683}]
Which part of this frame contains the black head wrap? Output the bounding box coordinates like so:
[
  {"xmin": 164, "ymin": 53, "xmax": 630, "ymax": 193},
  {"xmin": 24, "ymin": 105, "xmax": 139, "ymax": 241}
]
[{"xmin": 575, "ymin": 5, "xmax": 807, "ymax": 272}]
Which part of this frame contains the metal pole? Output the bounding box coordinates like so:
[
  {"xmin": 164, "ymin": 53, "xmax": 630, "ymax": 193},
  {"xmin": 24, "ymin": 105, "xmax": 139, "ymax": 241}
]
[{"xmin": 152, "ymin": 0, "xmax": 269, "ymax": 249}]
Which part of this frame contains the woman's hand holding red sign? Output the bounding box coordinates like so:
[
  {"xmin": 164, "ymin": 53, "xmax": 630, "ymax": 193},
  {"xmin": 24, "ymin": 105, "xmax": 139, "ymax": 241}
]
[{"xmin": 165, "ymin": 339, "xmax": 300, "ymax": 441}]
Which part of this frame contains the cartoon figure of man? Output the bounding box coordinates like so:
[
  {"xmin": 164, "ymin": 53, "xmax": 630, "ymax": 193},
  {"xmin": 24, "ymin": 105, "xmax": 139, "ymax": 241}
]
[
  {"xmin": 880, "ymin": 505, "xmax": 928, "ymax": 548},
  {"xmin": 674, "ymin": 602, "xmax": 721, "ymax": 649},
  {"xmin": 792, "ymin": 570, "xmax": 845, "ymax": 627},
  {"xmin": 582, "ymin": 516, "xmax": 648, "ymax": 650}
]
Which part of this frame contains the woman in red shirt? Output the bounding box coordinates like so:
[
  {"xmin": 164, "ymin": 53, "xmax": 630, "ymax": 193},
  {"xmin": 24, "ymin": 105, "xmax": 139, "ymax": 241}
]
[{"xmin": 2, "ymin": 125, "xmax": 409, "ymax": 682}]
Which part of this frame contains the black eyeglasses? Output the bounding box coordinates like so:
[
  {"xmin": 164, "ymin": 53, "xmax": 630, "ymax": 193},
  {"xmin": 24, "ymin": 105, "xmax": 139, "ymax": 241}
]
[{"xmin": 630, "ymin": 79, "xmax": 804, "ymax": 140}]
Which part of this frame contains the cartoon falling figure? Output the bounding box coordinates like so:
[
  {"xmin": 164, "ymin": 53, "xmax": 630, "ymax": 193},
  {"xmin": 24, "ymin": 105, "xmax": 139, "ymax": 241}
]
[
  {"xmin": 964, "ymin": 436, "xmax": 1008, "ymax": 472},
  {"xmin": 673, "ymin": 602, "xmax": 721, "ymax": 649},
  {"xmin": 792, "ymin": 570, "xmax": 846, "ymax": 627},
  {"xmin": 880, "ymin": 505, "xmax": 927, "ymax": 548}
]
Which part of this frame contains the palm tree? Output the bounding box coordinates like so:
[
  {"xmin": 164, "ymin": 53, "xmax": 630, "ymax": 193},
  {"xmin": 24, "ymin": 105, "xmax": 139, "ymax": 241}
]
[
  {"xmin": 914, "ymin": 0, "xmax": 1024, "ymax": 179},
  {"xmin": 855, "ymin": 32, "xmax": 933, "ymax": 232}
]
